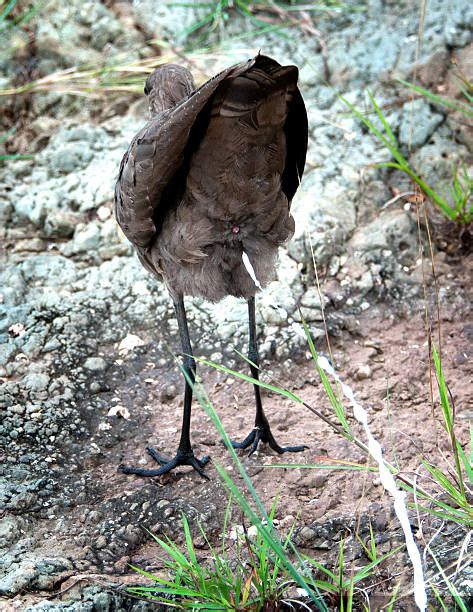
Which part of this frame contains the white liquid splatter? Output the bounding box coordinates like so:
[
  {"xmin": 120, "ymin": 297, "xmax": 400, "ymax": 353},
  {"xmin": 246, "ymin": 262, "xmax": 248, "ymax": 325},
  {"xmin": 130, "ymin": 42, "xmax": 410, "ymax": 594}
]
[
  {"xmin": 242, "ymin": 251, "xmax": 286, "ymax": 318},
  {"xmin": 242, "ymin": 251, "xmax": 263, "ymax": 290},
  {"xmin": 317, "ymin": 355, "xmax": 427, "ymax": 612}
]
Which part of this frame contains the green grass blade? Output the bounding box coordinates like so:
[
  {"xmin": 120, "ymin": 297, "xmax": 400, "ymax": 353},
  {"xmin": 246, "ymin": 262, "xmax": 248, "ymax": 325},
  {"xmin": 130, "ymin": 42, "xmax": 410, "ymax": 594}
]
[
  {"xmin": 143, "ymin": 530, "xmax": 192, "ymax": 570},
  {"xmin": 303, "ymin": 557, "xmax": 337, "ymax": 582},
  {"xmin": 386, "ymin": 581, "xmax": 401, "ymax": 611},
  {"xmin": 429, "ymin": 582, "xmax": 449, "ymax": 611},
  {"xmin": 367, "ymin": 91, "xmax": 397, "ymax": 145},
  {"xmin": 378, "ymin": 162, "xmax": 456, "ymax": 220},
  {"xmin": 420, "ymin": 460, "xmax": 464, "ymax": 504},
  {"xmin": 196, "ymin": 357, "xmax": 304, "ymax": 404},
  {"xmin": 350, "ymin": 545, "xmax": 404, "ymax": 584},
  {"xmin": 262, "ymin": 462, "xmax": 376, "ymax": 472},
  {"xmin": 397, "ymin": 79, "xmax": 473, "ymax": 118},
  {"xmin": 0, "ymin": 0, "xmax": 17, "ymax": 27},
  {"xmin": 181, "ymin": 513, "xmax": 198, "ymax": 568},
  {"xmin": 432, "ymin": 344, "xmax": 453, "ymax": 435},
  {"xmin": 413, "ymin": 504, "xmax": 471, "ymax": 526},
  {"xmin": 428, "ymin": 548, "xmax": 469, "ymax": 612},
  {"xmin": 300, "ymin": 316, "xmax": 350, "ymax": 434},
  {"xmin": 339, "ymin": 93, "xmax": 394, "ymax": 151}
]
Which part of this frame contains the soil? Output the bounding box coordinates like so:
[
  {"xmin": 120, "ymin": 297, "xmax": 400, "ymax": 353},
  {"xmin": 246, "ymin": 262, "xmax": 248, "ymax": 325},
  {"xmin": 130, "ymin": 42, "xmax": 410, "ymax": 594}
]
[{"xmin": 5, "ymin": 255, "xmax": 472, "ymax": 610}]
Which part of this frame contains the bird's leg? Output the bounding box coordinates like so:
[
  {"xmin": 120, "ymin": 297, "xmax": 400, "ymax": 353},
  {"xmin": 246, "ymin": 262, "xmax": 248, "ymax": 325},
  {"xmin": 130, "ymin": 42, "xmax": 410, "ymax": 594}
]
[
  {"xmin": 231, "ymin": 296, "xmax": 308, "ymax": 457},
  {"xmin": 119, "ymin": 297, "xmax": 210, "ymax": 479}
]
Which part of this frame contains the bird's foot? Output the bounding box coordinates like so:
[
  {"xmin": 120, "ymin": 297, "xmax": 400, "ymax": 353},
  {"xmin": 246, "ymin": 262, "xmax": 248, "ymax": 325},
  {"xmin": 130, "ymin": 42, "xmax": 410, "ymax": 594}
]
[
  {"xmin": 119, "ymin": 447, "xmax": 211, "ymax": 479},
  {"xmin": 230, "ymin": 426, "xmax": 308, "ymax": 457}
]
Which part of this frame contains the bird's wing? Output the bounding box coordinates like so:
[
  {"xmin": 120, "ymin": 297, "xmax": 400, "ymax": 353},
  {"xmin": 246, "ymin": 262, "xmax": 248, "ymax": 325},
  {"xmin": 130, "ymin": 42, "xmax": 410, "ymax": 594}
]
[
  {"xmin": 281, "ymin": 85, "xmax": 308, "ymax": 207},
  {"xmin": 215, "ymin": 53, "xmax": 308, "ymax": 207},
  {"xmin": 114, "ymin": 57, "xmax": 256, "ymax": 249},
  {"xmin": 249, "ymin": 55, "xmax": 308, "ymax": 207}
]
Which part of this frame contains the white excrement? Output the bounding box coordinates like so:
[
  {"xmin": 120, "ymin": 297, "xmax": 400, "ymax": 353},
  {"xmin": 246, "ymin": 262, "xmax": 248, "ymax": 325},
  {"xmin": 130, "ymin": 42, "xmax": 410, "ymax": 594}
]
[
  {"xmin": 242, "ymin": 251, "xmax": 286, "ymax": 319},
  {"xmin": 317, "ymin": 355, "xmax": 428, "ymax": 612},
  {"xmin": 242, "ymin": 251, "xmax": 263, "ymax": 291}
]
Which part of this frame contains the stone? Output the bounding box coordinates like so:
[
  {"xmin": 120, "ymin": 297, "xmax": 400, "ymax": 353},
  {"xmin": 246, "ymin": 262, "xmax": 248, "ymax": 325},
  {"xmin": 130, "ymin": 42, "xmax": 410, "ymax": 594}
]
[
  {"xmin": 0, "ymin": 561, "xmax": 39, "ymax": 596},
  {"xmin": 355, "ymin": 364, "xmax": 372, "ymax": 380},
  {"xmin": 347, "ymin": 210, "xmax": 416, "ymax": 254},
  {"xmin": 398, "ymin": 99, "xmax": 444, "ymax": 148},
  {"xmin": 43, "ymin": 211, "xmax": 79, "ymax": 238},
  {"xmin": 48, "ymin": 143, "xmax": 94, "ymax": 175},
  {"xmin": 15, "ymin": 191, "xmax": 60, "ymax": 227},
  {"xmin": 444, "ymin": 4, "xmax": 473, "ymax": 47},
  {"xmin": 83, "ymin": 357, "xmax": 107, "ymax": 372},
  {"xmin": 70, "ymin": 223, "xmax": 101, "ymax": 253},
  {"xmin": 0, "ymin": 516, "xmax": 20, "ymax": 548},
  {"xmin": 297, "ymin": 525, "xmax": 316, "ymax": 544},
  {"xmin": 22, "ymin": 373, "xmax": 50, "ymax": 392},
  {"xmin": 300, "ymin": 287, "xmax": 327, "ymax": 310}
]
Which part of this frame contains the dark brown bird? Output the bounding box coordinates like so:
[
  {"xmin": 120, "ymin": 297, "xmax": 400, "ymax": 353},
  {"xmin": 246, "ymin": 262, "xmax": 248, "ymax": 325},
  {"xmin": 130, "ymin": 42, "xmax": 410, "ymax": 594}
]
[{"xmin": 115, "ymin": 55, "xmax": 308, "ymax": 478}]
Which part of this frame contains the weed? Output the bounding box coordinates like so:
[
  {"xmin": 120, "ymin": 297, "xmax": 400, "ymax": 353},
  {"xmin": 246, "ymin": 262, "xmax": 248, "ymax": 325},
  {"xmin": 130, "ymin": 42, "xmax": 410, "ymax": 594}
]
[
  {"xmin": 410, "ymin": 343, "xmax": 473, "ymax": 527},
  {"xmin": 129, "ymin": 504, "xmax": 311, "ymax": 610},
  {"xmin": 0, "ymin": 0, "xmax": 45, "ymax": 34},
  {"xmin": 342, "ymin": 92, "xmax": 473, "ymax": 226},
  {"xmin": 170, "ymin": 1, "xmax": 359, "ymax": 49},
  {"xmin": 304, "ymin": 537, "xmax": 403, "ymax": 610},
  {"xmin": 0, "ymin": 127, "xmax": 33, "ymax": 162},
  {"xmin": 397, "ymin": 78, "xmax": 473, "ymax": 119}
]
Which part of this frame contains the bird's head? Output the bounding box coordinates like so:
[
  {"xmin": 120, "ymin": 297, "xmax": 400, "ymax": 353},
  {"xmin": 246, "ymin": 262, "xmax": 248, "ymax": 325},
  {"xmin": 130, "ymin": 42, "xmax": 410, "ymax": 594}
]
[{"xmin": 144, "ymin": 64, "xmax": 196, "ymax": 116}]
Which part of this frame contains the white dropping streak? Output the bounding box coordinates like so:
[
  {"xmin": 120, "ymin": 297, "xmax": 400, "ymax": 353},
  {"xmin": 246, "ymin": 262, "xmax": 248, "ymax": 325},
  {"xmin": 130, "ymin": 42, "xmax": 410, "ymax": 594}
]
[
  {"xmin": 317, "ymin": 355, "xmax": 428, "ymax": 612},
  {"xmin": 242, "ymin": 251, "xmax": 288, "ymax": 319},
  {"xmin": 242, "ymin": 251, "xmax": 263, "ymax": 290}
]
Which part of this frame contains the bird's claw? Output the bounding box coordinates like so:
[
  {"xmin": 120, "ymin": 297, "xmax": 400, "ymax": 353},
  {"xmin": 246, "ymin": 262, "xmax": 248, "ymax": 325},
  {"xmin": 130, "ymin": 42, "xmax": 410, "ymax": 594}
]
[
  {"xmin": 119, "ymin": 447, "xmax": 210, "ymax": 479},
  {"xmin": 230, "ymin": 426, "xmax": 308, "ymax": 457}
]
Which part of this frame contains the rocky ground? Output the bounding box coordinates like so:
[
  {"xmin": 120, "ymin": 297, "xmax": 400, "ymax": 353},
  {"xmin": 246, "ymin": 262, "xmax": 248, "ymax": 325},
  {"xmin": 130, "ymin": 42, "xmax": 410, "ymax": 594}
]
[{"xmin": 0, "ymin": 1, "xmax": 472, "ymax": 610}]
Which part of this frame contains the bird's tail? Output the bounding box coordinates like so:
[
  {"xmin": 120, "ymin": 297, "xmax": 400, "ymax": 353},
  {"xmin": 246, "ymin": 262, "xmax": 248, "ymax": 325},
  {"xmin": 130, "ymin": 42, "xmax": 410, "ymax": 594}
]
[{"xmin": 216, "ymin": 59, "xmax": 298, "ymax": 119}]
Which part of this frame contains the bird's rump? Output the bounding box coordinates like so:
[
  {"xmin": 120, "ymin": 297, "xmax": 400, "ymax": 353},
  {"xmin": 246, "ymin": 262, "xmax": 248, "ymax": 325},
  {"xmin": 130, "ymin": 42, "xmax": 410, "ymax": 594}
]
[{"xmin": 115, "ymin": 55, "xmax": 308, "ymax": 301}]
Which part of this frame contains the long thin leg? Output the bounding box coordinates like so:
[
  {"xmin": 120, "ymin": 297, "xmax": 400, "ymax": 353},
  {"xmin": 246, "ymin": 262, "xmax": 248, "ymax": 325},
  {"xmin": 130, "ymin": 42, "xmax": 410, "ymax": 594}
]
[
  {"xmin": 119, "ymin": 297, "xmax": 210, "ymax": 479},
  {"xmin": 175, "ymin": 296, "xmax": 197, "ymax": 454},
  {"xmin": 231, "ymin": 296, "xmax": 308, "ymax": 456}
]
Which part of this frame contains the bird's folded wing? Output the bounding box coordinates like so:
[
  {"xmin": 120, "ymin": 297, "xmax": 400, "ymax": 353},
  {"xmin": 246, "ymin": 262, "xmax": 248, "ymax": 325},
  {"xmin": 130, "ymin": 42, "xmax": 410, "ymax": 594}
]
[{"xmin": 114, "ymin": 57, "xmax": 257, "ymax": 249}]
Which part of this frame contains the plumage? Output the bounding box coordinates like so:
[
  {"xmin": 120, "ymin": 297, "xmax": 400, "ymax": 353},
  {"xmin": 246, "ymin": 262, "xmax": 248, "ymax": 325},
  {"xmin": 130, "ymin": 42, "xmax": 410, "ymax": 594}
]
[{"xmin": 115, "ymin": 55, "xmax": 308, "ymax": 478}]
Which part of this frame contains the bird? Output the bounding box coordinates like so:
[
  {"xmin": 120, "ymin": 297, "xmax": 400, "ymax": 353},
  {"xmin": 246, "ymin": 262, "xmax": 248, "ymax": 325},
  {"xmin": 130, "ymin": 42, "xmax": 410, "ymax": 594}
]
[{"xmin": 114, "ymin": 54, "xmax": 308, "ymax": 479}]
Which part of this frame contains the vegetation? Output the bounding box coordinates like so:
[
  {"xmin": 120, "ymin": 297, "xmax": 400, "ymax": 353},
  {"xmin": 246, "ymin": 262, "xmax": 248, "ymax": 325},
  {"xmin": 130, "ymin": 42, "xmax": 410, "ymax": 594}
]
[
  {"xmin": 171, "ymin": 1, "xmax": 359, "ymax": 48},
  {"xmin": 0, "ymin": 127, "xmax": 33, "ymax": 162},
  {"xmin": 129, "ymin": 506, "xmax": 314, "ymax": 610},
  {"xmin": 0, "ymin": 0, "xmax": 45, "ymax": 33},
  {"xmin": 342, "ymin": 85, "xmax": 473, "ymax": 227}
]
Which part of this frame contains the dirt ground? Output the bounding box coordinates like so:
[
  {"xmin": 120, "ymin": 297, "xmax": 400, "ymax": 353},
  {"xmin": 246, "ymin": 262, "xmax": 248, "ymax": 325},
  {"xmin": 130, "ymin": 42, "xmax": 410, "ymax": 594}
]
[{"xmin": 5, "ymin": 253, "xmax": 472, "ymax": 610}]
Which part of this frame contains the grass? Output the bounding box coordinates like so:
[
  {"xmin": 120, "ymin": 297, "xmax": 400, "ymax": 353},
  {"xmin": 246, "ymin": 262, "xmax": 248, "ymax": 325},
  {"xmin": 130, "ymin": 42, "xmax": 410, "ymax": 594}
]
[
  {"xmin": 411, "ymin": 343, "xmax": 473, "ymax": 526},
  {"xmin": 127, "ymin": 315, "xmax": 471, "ymax": 609},
  {"xmin": 129, "ymin": 504, "xmax": 311, "ymax": 610},
  {"xmin": 0, "ymin": 0, "xmax": 46, "ymax": 33},
  {"xmin": 0, "ymin": 127, "xmax": 33, "ymax": 162},
  {"xmin": 342, "ymin": 91, "xmax": 473, "ymax": 226},
  {"xmin": 129, "ymin": 510, "xmax": 402, "ymax": 610},
  {"xmin": 170, "ymin": 1, "xmax": 361, "ymax": 49},
  {"xmin": 397, "ymin": 78, "xmax": 473, "ymax": 120},
  {"xmin": 0, "ymin": 0, "xmax": 364, "ymax": 99}
]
